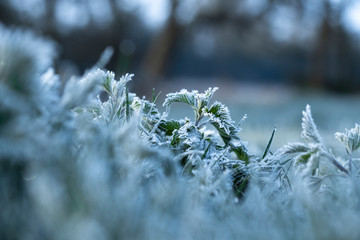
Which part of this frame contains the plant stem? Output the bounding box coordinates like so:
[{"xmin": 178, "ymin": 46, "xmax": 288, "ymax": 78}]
[{"xmin": 321, "ymin": 151, "xmax": 349, "ymax": 175}]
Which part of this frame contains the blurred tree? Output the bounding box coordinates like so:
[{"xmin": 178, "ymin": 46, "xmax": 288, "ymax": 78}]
[
  {"xmin": 0, "ymin": 0, "xmax": 359, "ymax": 94},
  {"xmin": 309, "ymin": 0, "xmax": 332, "ymax": 89},
  {"xmin": 138, "ymin": 0, "xmax": 181, "ymax": 96}
]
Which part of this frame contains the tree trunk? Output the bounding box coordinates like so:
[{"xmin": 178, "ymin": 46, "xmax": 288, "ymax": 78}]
[{"xmin": 137, "ymin": 0, "xmax": 180, "ymax": 97}]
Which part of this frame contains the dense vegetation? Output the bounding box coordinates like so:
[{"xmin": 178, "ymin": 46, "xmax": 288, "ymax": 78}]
[{"xmin": 2, "ymin": 24, "xmax": 360, "ymax": 240}]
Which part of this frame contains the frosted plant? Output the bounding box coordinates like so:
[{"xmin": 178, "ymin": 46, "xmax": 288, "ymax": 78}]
[
  {"xmin": 161, "ymin": 88, "xmax": 251, "ymax": 195},
  {"xmin": 74, "ymin": 71, "xmax": 135, "ymax": 124},
  {"xmin": 163, "ymin": 88, "xmax": 249, "ymax": 162},
  {"xmin": 164, "ymin": 87, "xmax": 218, "ymax": 124},
  {"xmin": 335, "ymin": 124, "xmax": 360, "ymax": 154},
  {"xmin": 335, "ymin": 124, "xmax": 360, "ymax": 173},
  {"xmin": 4, "ymin": 23, "xmax": 360, "ymax": 240},
  {"xmin": 275, "ymin": 105, "xmax": 348, "ymax": 178}
]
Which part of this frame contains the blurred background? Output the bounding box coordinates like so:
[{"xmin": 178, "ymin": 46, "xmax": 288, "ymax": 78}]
[{"xmin": 1, "ymin": 0, "xmax": 360, "ymax": 152}]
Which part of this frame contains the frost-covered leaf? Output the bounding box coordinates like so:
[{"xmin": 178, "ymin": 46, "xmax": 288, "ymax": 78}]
[
  {"xmin": 130, "ymin": 97, "xmax": 143, "ymax": 113},
  {"xmin": 206, "ymin": 101, "xmax": 232, "ymax": 126},
  {"xmin": 197, "ymin": 87, "xmax": 218, "ymax": 110},
  {"xmin": 140, "ymin": 99, "xmax": 160, "ymax": 117},
  {"xmin": 205, "ymin": 101, "xmax": 238, "ymax": 144},
  {"xmin": 230, "ymin": 141, "xmax": 250, "ymax": 163},
  {"xmin": 158, "ymin": 120, "xmax": 181, "ymax": 136},
  {"xmin": 294, "ymin": 152, "xmax": 312, "ymax": 165},
  {"xmin": 279, "ymin": 142, "xmax": 310, "ymax": 155},
  {"xmin": 176, "ymin": 121, "xmax": 202, "ymax": 149},
  {"xmin": 163, "ymin": 87, "xmax": 218, "ymax": 121},
  {"xmin": 163, "ymin": 89, "xmax": 197, "ymax": 110},
  {"xmin": 296, "ymin": 151, "xmax": 321, "ymax": 176},
  {"xmin": 301, "ymin": 105, "xmax": 321, "ymax": 144},
  {"xmin": 335, "ymin": 124, "xmax": 360, "ymax": 153}
]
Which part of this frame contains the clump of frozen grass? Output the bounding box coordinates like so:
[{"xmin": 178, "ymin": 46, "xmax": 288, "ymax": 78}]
[{"xmin": 2, "ymin": 24, "xmax": 360, "ymax": 240}]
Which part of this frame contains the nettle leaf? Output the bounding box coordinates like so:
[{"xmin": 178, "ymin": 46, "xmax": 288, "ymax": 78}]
[
  {"xmin": 177, "ymin": 122, "xmax": 202, "ymax": 149},
  {"xmin": 296, "ymin": 151, "xmax": 321, "ymax": 176},
  {"xmin": 301, "ymin": 104, "xmax": 321, "ymax": 144},
  {"xmin": 203, "ymin": 102, "xmax": 250, "ymax": 162},
  {"xmin": 197, "ymin": 87, "xmax": 218, "ymax": 110},
  {"xmin": 170, "ymin": 129, "xmax": 181, "ymax": 147},
  {"xmin": 159, "ymin": 120, "xmax": 182, "ymax": 136},
  {"xmin": 279, "ymin": 142, "xmax": 310, "ymax": 155},
  {"xmin": 163, "ymin": 88, "xmax": 218, "ymax": 121},
  {"xmin": 335, "ymin": 123, "xmax": 360, "ymax": 153},
  {"xmin": 168, "ymin": 120, "xmax": 206, "ymax": 161},
  {"xmin": 139, "ymin": 99, "xmax": 160, "ymax": 117},
  {"xmin": 130, "ymin": 97, "xmax": 142, "ymax": 113},
  {"xmin": 278, "ymin": 141, "xmax": 321, "ymax": 175},
  {"xmin": 230, "ymin": 141, "xmax": 250, "ymax": 163},
  {"xmin": 295, "ymin": 151, "xmax": 312, "ymax": 165},
  {"xmin": 163, "ymin": 89, "xmax": 197, "ymax": 110},
  {"xmin": 280, "ymin": 143, "xmax": 321, "ymax": 176},
  {"xmin": 205, "ymin": 101, "xmax": 238, "ymax": 144}
]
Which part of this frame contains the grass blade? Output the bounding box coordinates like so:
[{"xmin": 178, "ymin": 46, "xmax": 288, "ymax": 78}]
[{"xmin": 262, "ymin": 126, "xmax": 277, "ymax": 159}]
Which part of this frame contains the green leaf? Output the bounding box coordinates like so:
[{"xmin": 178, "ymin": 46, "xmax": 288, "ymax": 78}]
[
  {"xmin": 295, "ymin": 152, "xmax": 312, "ymax": 164},
  {"xmin": 230, "ymin": 141, "xmax": 250, "ymax": 163},
  {"xmin": 170, "ymin": 129, "xmax": 181, "ymax": 147},
  {"xmin": 158, "ymin": 120, "xmax": 182, "ymax": 136},
  {"xmin": 141, "ymin": 100, "xmax": 160, "ymax": 117},
  {"xmin": 205, "ymin": 101, "xmax": 238, "ymax": 144}
]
